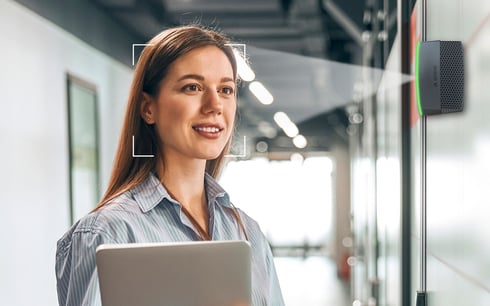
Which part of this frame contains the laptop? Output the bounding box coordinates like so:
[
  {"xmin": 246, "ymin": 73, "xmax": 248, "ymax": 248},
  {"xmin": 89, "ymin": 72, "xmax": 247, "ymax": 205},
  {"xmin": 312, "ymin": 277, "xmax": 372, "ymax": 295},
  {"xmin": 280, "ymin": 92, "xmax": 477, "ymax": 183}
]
[{"xmin": 95, "ymin": 240, "xmax": 251, "ymax": 306}]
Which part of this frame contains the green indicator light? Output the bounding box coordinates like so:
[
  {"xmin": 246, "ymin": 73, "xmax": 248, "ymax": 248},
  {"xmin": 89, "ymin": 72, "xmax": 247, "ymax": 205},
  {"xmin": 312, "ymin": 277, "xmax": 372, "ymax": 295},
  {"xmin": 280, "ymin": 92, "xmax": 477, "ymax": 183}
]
[{"xmin": 415, "ymin": 41, "xmax": 423, "ymax": 116}]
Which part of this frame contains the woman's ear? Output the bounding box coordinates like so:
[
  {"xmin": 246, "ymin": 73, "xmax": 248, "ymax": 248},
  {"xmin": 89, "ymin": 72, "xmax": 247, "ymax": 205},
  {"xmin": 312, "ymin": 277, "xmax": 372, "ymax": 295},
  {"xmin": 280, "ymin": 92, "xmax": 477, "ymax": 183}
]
[{"xmin": 140, "ymin": 93, "xmax": 156, "ymax": 124}]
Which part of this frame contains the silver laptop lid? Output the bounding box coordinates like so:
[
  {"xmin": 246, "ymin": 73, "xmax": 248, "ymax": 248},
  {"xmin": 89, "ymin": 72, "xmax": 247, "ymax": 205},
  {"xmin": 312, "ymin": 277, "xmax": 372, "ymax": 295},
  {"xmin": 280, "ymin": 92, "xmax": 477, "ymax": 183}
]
[{"xmin": 96, "ymin": 240, "xmax": 251, "ymax": 306}]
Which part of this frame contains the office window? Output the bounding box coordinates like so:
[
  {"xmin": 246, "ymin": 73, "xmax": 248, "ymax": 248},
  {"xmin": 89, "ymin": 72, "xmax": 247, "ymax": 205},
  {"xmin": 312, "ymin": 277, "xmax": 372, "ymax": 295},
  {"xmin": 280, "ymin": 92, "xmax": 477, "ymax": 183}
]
[{"xmin": 67, "ymin": 74, "xmax": 100, "ymax": 224}]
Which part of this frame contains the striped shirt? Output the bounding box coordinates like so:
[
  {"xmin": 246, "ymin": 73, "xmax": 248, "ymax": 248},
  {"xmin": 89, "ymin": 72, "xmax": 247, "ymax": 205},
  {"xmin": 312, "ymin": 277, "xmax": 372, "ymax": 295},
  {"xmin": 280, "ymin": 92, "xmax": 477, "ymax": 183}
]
[{"xmin": 55, "ymin": 173, "xmax": 284, "ymax": 306}]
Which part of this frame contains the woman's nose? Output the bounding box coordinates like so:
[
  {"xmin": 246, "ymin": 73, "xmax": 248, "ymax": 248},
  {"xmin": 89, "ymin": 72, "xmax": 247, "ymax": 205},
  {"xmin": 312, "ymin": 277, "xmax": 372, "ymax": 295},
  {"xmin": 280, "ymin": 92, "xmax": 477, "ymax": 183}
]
[{"xmin": 202, "ymin": 89, "xmax": 223, "ymax": 115}]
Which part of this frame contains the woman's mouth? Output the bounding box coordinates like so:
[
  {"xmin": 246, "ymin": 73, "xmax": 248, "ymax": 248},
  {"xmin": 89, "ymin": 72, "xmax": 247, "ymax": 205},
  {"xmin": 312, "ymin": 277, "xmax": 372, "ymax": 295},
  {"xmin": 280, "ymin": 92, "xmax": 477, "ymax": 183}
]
[
  {"xmin": 192, "ymin": 125, "xmax": 224, "ymax": 139},
  {"xmin": 193, "ymin": 126, "xmax": 222, "ymax": 133}
]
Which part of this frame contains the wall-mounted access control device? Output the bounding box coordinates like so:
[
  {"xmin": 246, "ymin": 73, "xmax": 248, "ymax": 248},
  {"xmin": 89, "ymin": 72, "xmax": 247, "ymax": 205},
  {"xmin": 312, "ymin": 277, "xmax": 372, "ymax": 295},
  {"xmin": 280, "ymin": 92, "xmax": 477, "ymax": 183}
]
[{"xmin": 415, "ymin": 40, "xmax": 465, "ymax": 116}]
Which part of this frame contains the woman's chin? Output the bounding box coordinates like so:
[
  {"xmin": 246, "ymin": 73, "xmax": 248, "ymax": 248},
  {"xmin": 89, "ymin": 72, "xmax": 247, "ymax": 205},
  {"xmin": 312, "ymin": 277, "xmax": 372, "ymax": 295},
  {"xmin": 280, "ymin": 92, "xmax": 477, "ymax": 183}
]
[{"xmin": 195, "ymin": 150, "xmax": 223, "ymax": 161}]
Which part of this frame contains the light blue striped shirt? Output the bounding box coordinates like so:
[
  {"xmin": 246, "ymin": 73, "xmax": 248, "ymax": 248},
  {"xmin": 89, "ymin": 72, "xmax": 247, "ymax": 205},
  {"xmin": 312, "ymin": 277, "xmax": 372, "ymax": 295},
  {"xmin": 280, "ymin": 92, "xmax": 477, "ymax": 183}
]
[{"xmin": 55, "ymin": 173, "xmax": 284, "ymax": 306}]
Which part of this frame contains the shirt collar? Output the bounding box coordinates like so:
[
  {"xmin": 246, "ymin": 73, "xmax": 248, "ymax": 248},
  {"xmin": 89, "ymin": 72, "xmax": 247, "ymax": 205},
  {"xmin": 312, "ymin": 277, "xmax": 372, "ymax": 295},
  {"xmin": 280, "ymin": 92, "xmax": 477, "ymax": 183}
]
[
  {"xmin": 130, "ymin": 173, "xmax": 232, "ymax": 213},
  {"xmin": 204, "ymin": 173, "xmax": 232, "ymax": 208},
  {"xmin": 130, "ymin": 173, "xmax": 170, "ymax": 213}
]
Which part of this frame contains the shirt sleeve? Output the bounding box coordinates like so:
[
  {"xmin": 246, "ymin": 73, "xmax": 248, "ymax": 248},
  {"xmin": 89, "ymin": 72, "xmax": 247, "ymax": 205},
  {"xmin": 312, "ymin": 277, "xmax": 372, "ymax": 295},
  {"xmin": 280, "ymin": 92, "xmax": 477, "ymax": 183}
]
[
  {"xmin": 243, "ymin": 211, "xmax": 285, "ymax": 306},
  {"xmin": 265, "ymin": 242, "xmax": 285, "ymax": 306},
  {"xmin": 56, "ymin": 220, "xmax": 115, "ymax": 306}
]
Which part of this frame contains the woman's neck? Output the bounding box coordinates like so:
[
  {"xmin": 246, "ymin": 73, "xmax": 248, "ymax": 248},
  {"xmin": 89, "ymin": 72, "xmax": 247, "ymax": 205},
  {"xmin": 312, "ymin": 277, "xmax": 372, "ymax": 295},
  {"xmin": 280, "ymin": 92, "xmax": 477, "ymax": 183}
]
[
  {"xmin": 157, "ymin": 156, "xmax": 211, "ymax": 238},
  {"xmin": 157, "ymin": 155, "xmax": 207, "ymax": 211}
]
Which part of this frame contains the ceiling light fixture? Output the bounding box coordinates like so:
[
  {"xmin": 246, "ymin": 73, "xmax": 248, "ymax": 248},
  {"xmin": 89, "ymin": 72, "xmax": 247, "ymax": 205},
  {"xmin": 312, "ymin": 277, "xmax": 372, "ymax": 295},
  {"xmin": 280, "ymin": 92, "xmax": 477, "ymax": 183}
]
[
  {"xmin": 249, "ymin": 81, "xmax": 274, "ymax": 105},
  {"xmin": 292, "ymin": 134, "xmax": 308, "ymax": 149},
  {"xmin": 273, "ymin": 111, "xmax": 298, "ymax": 137}
]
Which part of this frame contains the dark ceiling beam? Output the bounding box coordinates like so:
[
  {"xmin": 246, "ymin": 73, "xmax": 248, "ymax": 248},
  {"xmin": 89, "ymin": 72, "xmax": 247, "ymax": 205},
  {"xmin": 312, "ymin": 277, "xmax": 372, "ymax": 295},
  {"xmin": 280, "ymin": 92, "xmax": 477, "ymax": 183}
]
[
  {"xmin": 175, "ymin": 15, "xmax": 289, "ymax": 28},
  {"xmin": 94, "ymin": 0, "xmax": 174, "ymax": 32},
  {"xmin": 13, "ymin": 0, "xmax": 142, "ymax": 67},
  {"xmin": 163, "ymin": 0, "xmax": 280, "ymax": 13},
  {"xmin": 141, "ymin": 0, "xmax": 169, "ymax": 22},
  {"xmin": 172, "ymin": 11, "xmax": 288, "ymax": 26},
  {"xmin": 221, "ymin": 27, "xmax": 302, "ymax": 38}
]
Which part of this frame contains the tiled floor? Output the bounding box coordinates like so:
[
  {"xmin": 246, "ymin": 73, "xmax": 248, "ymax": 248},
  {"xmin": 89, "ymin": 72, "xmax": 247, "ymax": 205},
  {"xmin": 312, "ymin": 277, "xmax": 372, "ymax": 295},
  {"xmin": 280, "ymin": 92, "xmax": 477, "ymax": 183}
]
[{"xmin": 274, "ymin": 256, "xmax": 350, "ymax": 306}]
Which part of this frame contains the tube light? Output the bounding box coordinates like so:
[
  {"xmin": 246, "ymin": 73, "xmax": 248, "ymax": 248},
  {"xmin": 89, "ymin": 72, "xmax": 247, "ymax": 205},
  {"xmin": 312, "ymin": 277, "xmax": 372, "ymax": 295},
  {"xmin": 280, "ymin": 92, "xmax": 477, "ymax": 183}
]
[
  {"xmin": 249, "ymin": 81, "xmax": 274, "ymax": 105},
  {"xmin": 273, "ymin": 111, "xmax": 299, "ymax": 137},
  {"xmin": 293, "ymin": 134, "xmax": 307, "ymax": 149},
  {"xmin": 273, "ymin": 112, "xmax": 290, "ymax": 128}
]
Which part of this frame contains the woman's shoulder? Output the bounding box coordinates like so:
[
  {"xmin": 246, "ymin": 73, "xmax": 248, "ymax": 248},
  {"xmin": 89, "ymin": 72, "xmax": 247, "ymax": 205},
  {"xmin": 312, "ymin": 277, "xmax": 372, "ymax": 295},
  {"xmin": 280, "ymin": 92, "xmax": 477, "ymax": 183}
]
[
  {"xmin": 233, "ymin": 207, "xmax": 269, "ymax": 241},
  {"xmin": 233, "ymin": 207, "xmax": 259, "ymax": 228},
  {"xmin": 95, "ymin": 191, "xmax": 150, "ymax": 233},
  {"xmin": 58, "ymin": 191, "xmax": 140, "ymax": 245}
]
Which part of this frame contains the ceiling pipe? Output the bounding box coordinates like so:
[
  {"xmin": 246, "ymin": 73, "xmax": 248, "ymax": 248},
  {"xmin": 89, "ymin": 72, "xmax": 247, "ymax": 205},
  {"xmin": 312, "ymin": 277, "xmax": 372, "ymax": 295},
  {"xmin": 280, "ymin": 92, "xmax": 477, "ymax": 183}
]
[{"xmin": 321, "ymin": 0, "xmax": 365, "ymax": 47}]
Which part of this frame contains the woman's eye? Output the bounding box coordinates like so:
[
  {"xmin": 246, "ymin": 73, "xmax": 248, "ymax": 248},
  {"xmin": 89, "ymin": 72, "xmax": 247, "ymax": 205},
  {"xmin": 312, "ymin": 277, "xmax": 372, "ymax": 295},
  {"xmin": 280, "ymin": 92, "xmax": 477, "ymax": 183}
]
[
  {"xmin": 220, "ymin": 87, "xmax": 234, "ymax": 95},
  {"xmin": 183, "ymin": 84, "xmax": 200, "ymax": 92}
]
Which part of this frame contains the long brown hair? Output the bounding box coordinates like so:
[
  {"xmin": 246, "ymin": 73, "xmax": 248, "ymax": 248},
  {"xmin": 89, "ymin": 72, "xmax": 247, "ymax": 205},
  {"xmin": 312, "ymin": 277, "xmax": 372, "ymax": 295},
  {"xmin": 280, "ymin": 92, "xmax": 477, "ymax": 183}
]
[{"xmin": 93, "ymin": 25, "xmax": 238, "ymax": 211}]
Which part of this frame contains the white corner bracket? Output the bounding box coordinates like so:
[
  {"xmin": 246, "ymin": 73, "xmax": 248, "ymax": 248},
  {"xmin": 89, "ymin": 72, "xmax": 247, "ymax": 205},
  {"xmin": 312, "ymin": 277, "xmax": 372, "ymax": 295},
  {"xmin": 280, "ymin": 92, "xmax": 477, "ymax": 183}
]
[
  {"xmin": 132, "ymin": 44, "xmax": 154, "ymax": 66},
  {"xmin": 132, "ymin": 135, "xmax": 154, "ymax": 158},
  {"xmin": 225, "ymin": 136, "xmax": 247, "ymax": 158},
  {"xmin": 225, "ymin": 43, "xmax": 247, "ymax": 57}
]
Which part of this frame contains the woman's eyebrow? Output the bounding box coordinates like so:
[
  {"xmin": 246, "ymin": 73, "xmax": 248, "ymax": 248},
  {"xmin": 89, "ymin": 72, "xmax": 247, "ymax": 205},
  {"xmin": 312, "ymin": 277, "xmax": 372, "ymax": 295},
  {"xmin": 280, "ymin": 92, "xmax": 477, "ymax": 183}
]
[
  {"xmin": 221, "ymin": 77, "xmax": 235, "ymax": 83},
  {"xmin": 177, "ymin": 74, "xmax": 204, "ymax": 82},
  {"xmin": 176, "ymin": 74, "xmax": 235, "ymax": 83}
]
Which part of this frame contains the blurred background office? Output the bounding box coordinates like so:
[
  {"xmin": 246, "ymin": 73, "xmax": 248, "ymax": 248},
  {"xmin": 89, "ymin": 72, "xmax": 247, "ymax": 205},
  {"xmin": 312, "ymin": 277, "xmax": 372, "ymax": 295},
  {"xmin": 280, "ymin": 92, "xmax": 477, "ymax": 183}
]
[{"xmin": 1, "ymin": 0, "xmax": 489, "ymax": 305}]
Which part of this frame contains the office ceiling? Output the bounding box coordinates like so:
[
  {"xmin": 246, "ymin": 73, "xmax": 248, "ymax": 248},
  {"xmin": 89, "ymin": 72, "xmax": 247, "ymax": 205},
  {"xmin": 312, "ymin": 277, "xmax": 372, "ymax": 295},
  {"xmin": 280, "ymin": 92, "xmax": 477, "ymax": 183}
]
[{"xmin": 89, "ymin": 0, "xmax": 382, "ymax": 155}]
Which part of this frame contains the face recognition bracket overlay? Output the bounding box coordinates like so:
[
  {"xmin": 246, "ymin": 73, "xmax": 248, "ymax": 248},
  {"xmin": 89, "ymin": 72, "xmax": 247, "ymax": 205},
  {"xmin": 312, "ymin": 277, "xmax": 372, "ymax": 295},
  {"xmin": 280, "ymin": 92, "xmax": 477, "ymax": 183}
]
[
  {"xmin": 225, "ymin": 136, "xmax": 247, "ymax": 158},
  {"xmin": 132, "ymin": 43, "xmax": 154, "ymax": 66},
  {"xmin": 132, "ymin": 135, "xmax": 154, "ymax": 158}
]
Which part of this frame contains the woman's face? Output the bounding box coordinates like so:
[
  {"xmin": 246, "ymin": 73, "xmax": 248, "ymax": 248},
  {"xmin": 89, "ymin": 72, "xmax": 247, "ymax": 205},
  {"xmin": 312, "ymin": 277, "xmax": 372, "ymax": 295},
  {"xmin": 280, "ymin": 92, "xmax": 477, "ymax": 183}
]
[{"xmin": 147, "ymin": 45, "xmax": 237, "ymax": 162}]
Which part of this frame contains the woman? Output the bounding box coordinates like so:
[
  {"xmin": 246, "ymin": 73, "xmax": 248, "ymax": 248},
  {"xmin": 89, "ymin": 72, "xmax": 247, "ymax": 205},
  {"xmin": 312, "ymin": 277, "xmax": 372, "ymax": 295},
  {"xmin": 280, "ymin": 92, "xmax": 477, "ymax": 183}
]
[{"xmin": 55, "ymin": 25, "xmax": 284, "ymax": 306}]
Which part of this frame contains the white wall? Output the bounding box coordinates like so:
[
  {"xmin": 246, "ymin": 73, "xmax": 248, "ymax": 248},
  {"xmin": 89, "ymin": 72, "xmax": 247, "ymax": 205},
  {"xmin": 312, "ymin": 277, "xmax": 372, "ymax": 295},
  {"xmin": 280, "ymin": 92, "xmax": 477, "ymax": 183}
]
[
  {"xmin": 407, "ymin": 1, "xmax": 490, "ymax": 305},
  {"xmin": 423, "ymin": 0, "xmax": 490, "ymax": 304},
  {"xmin": 0, "ymin": 1, "xmax": 133, "ymax": 305}
]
